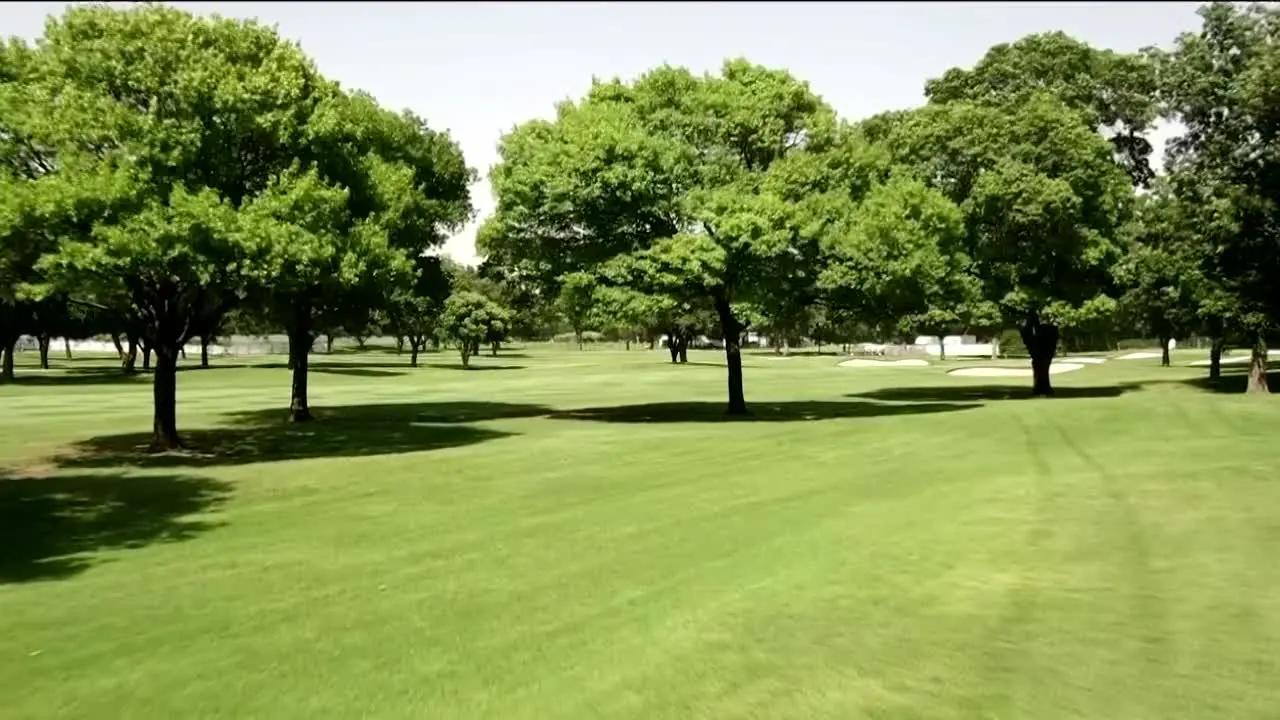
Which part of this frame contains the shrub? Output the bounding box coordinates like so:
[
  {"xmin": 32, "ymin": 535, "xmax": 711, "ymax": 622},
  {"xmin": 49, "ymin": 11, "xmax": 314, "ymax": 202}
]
[
  {"xmin": 997, "ymin": 328, "xmax": 1028, "ymax": 358},
  {"xmin": 1116, "ymin": 338, "xmax": 1160, "ymax": 350}
]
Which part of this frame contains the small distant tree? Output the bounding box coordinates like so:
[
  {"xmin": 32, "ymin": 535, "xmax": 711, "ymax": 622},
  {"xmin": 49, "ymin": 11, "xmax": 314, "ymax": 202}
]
[
  {"xmin": 387, "ymin": 255, "xmax": 452, "ymax": 367},
  {"xmin": 439, "ymin": 291, "xmax": 509, "ymax": 368},
  {"xmin": 555, "ymin": 272, "xmax": 596, "ymax": 350}
]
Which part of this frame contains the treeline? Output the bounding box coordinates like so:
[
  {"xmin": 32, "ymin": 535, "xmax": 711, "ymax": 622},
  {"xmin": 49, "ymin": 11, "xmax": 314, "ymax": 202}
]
[
  {"xmin": 3, "ymin": 2, "xmax": 1279, "ymax": 447},
  {"xmin": 479, "ymin": 2, "xmax": 1280, "ymax": 411}
]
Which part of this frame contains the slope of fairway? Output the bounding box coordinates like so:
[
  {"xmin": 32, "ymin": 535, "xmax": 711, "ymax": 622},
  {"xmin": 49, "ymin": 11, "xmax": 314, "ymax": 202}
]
[{"xmin": 2, "ymin": 347, "xmax": 1279, "ymax": 719}]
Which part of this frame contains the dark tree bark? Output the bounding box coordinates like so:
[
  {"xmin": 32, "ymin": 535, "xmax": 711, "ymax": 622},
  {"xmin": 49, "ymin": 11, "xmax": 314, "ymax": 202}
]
[
  {"xmin": 200, "ymin": 335, "xmax": 210, "ymax": 368},
  {"xmin": 111, "ymin": 333, "xmax": 124, "ymax": 359},
  {"xmin": 0, "ymin": 335, "xmax": 15, "ymax": 382},
  {"xmin": 1020, "ymin": 312, "xmax": 1059, "ymax": 398},
  {"xmin": 142, "ymin": 345, "xmax": 152, "ymax": 371},
  {"xmin": 288, "ymin": 300, "xmax": 314, "ymax": 422},
  {"xmin": 396, "ymin": 335, "xmax": 405, "ymax": 354},
  {"xmin": 63, "ymin": 337, "xmax": 72, "ymax": 359},
  {"xmin": 625, "ymin": 338, "xmax": 631, "ymax": 351},
  {"xmin": 939, "ymin": 336, "xmax": 947, "ymax": 362},
  {"xmin": 1209, "ymin": 338, "xmax": 1225, "ymax": 381},
  {"xmin": 410, "ymin": 341, "xmax": 420, "ymax": 368},
  {"xmin": 122, "ymin": 334, "xmax": 138, "ymax": 374},
  {"xmin": 714, "ymin": 296, "xmax": 748, "ymax": 415},
  {"xmin": 325, "ymin": 333, "xmax": 333, "ymax": 354},
  {"xmin": 667, "ymin": 333, "xmax": 679, "ymax": 363},
  {"xmin": 1159, "ymin": 335, "xmax": 1171, "ymax": 367},
  {"xmin": 151, "ymin": 346, "xmax": 181, "ymax": 450},
  {"xmin": 1246, "ymin": 332, "xmax": 1269, "ymax": 394},
  {"xmin": 37, "ymin": 333, "xmax": 50, "ymax": 369},
  {"xmin": 678, "ymin": 339, "xmax": 688, "ymax": 364},
  {"xmin": 648, "ymin": 337, "xmax": 656, "ymax": 350},
  {"xmin": 459, "ymin": 344, "xmax": 472, "ymax": 368}
]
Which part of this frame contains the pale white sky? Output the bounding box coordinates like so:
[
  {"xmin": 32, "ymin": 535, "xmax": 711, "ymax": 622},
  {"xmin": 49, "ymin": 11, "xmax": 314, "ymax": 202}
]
[{"xmin": 4, "ymin": 1, "xmax": 1204, "ymax": 264}]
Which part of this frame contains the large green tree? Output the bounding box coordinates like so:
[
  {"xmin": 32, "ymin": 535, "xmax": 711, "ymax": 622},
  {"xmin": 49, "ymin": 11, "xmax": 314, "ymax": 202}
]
[
  {"xmin": 1155, "ymin": 1, "xmax": 1280, "ymax": 393},
  {"xmin": 484, "ymin": 60, "xmax": 838, "ymax": 413},
  {"xmin": 16, "ymin": 5, "xmax": 337, "ymax": 447},
  {"xmin": 884, "ymin": 93, "xmax": 1133, "ymax": 395}
]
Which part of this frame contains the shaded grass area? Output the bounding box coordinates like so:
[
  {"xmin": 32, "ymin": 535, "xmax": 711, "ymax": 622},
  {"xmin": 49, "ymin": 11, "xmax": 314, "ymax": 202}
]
[{"xmin": 2, "ymin": 348, "xmax": 1280, "ymax": 718}]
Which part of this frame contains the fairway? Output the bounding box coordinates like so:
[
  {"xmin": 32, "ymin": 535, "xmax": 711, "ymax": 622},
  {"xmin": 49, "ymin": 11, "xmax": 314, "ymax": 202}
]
[{"xmin": 3, "ymin": 347, "xmax": 1280, "ymax": 719}]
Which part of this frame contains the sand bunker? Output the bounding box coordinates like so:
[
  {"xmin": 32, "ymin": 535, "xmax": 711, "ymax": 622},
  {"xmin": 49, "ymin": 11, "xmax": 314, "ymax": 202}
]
[
  {"xmin": 1116, "ymin": 352, "xmax": 1162, "ymax": 361},
  {"xmin": 948, "ymin": 363, "xmax": 1085, "ymax": 378},
  {"xmin": 838, "ymin": 358, "xmax": 930, "ymax": 369},
  {"xmin": 1058, "ymin": 356, "xmax": 1107, "ymax": 364}
]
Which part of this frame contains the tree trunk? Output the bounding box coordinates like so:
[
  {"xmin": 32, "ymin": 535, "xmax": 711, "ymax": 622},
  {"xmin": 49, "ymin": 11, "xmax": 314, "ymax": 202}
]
[
  {"xmin": 410, "ymin": 341, "xmax": 420, "ymax": 368},
  {"xmin": 396, "ymin": 335, "xmax": 405, "ymax": 354},
  {"xmin": 576, "ymin": 331, "xmax": 583, "ymax": 351},
  {"xmin": 112, "ymin": 333, "xmax": 124, "ymax": 359},
  {"xmin": 939, "ymin": 337, "xmax": 947, "ymax": 362},
  {"xmin": 123, "ymin": 335, "xmax": 138, "ymax": 374},
  {"xmin": 460, "ymin": 345, "xmax": 471, "ymax": 368},
  {"xmin": 667, "ymin": 334, "xmax": 679, "ymax": 363},
  {"xmin": 1020, "ymin": 313, "xmax": 1059, "ymax": 398},
  {"xmin": 714, "ymin": 297, "xmax": 748, "ymax": 415},
  {"xmin": 1246, "ymin": 333, "xmax": 1269, "ymax": 395},
  {"xmin": 150, "ymin": 347, "xmax": 181, "ymax": 451},
  {"xmin": 288, "ymin": 302, "xmax": 314, "ymax": 422},
  {"xmin": 142, "ymin": 345, "xmax": 152, "ymax": 371},
  {"xmin": 37, "ymin": 333, "xmax": 50, "ymax": 369},
  {"xmin": 63, "ymin": 337, "xmax": 72, "ymax": 359},
  {"xmin": 490, "ymin": 341, "xmax": 499, "ymax": 357},
  {"xmin": 648, "ymin": 337, "xmax": 656, "ymax": 351},
  {"xmin": 1209, "ymin": 338, "xmax": 1225, "ymax": 381},
  {"xmin": 1160, "ymin": 335, "xmax": 1171, "ymax": 367},
  {"xmin": 625, "ymin": 338, "xmax": 631, "ymax": 351},
  {"xmin": 781, "ymin": 337, "xmax": 790, "ymax": 357},
  {"xmin": 0, "ymin": 335, "xmax": 15, "ymax": 382},
  {"xmin": 200, "ymin": 335, "xmax": 210, "ymax": 368},
  {"xmin": 325, "ymin": 333, "xmax": 333, "ymax": 354},
  {"xmin": 678, "ymin": 337, "xmax": 688, "ymax": 364},
  {"xmin": 179, "ymin": 345, "xmax": 186, "ymax": 361}
]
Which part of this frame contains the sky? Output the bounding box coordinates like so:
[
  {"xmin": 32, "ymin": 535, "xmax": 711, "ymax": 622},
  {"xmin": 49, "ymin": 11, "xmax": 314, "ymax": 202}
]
[{"xmin": 4, "ymin": 1, "xmax": 1206, "ymax": 265}]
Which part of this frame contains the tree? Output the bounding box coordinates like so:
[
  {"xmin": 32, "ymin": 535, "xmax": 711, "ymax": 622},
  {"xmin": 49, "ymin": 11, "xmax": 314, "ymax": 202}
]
[
  {"xmin": 252, "ymin": 89, "xmax": 473, "ymax": 421},
  {"xmin": 387, "ymin": 254, "xmax": 452, "ymax": 367},
  {"xmin": 817, "ymin": 174, "xmax": 976, "ymax": 361},
  {"xmin": 1115, "ymin": 187, "xmax": 1206, "ymax": 367},
  {"xmin": 1155, "ymin": 2, "xmax": 1280, "ymax": 393},
  {"xmin": 13, "ymin": 5, "xmax": 334, "ymax": 447},
  {"xmin": 884, "ymin": 94, "xmax": 1133, "ymax": 395},
  {"xmin": 484, "ymin": 60, "xmax": 838, "ymax": 414},
  {"xmin": 439, "ymin": 291, "xmax": 509, "ymax": 368},
  {"xmin": 555, "ymin": 272, "xmax": 596, "ymax": 349}
]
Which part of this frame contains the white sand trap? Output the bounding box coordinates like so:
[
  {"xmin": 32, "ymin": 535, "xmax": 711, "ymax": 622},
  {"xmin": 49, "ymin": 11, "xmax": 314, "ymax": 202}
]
[
  {"xmin": 838, "ymin": 358, "xmax": 931, "ymax": 369},
  {"xmin": 948, "ymin": 362, "xmax": 1085, "ymax": 378},
  {"xmin": 1116, "ymin": 352, "xmax": 1162, "ymax": 360},
  {"xmin": 1059, "ymin": 356, "xmax": 1107, "ymax": 364}
]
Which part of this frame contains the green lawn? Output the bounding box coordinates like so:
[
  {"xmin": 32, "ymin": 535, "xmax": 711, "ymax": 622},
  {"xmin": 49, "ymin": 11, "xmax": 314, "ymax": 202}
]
[{"xmin": 2, "ymin": 346, "xmax": 1279, "ymax": 719}]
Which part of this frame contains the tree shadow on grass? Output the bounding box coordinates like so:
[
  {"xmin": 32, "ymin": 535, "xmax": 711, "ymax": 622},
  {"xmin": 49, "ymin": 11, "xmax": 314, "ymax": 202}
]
[
  {"xmin": 310, "ymin": 367, "xmax": 407, "ymax": 378},
  {"xmin": 57, "ymin": 402, "xmax": 546, "ymax": 469},
  {"xmin": 848, "ymin": 383, "xmax": 1145, "ymax": 403},
  {"xmin": 421, "ymin": 362, "xmax": 527, "ymax": 371},
  {"xmin": 0, "ymin": 471, "xmax": 231, "ymax": 583},
  {"xmin": 548, "ymin": 399, "xmax": 977, "ymax": 423},
  {"xmin": 6, "ymin": 368, "xmax": 148, "ymax": 387},
  {"xmin": 1177, "ymin": 366, "xmax": 1280, "ymax": 394}
]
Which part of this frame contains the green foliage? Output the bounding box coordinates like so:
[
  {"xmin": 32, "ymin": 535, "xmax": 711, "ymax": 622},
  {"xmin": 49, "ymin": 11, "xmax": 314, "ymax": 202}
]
[
  {"xmin": 997, "ymin": 328, "xmax": 1029, "ymax": 358},
  {"xmin": 439, "ymin": 291, "xmax": 510, "ymax": 368}
]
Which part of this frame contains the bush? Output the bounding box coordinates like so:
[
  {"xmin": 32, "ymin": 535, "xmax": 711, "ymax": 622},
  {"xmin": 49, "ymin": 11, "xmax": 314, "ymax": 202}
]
[{"xmin": 997, "ymin": 328, "xmax": 1028, "ymax": 358}]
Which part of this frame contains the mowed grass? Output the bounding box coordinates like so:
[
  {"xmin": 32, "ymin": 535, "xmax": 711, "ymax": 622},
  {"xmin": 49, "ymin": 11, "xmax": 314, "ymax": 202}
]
[{"xmin": 2, "ymin": 345, "xmax": 1280, "ymax": 719}]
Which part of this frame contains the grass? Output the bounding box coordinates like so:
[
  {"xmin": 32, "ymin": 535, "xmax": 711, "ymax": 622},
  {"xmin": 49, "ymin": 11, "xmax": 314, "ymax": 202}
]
[{"xmin": 2, "ymin": 345, "xmax": 1280, "ymax": 719}]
